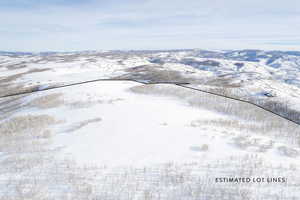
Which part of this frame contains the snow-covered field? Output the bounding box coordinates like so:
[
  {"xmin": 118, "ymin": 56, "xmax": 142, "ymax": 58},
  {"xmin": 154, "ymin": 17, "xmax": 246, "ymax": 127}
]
[{"xmin": 1, "ymin": 50, "xmax": 300, "ymax": 199}]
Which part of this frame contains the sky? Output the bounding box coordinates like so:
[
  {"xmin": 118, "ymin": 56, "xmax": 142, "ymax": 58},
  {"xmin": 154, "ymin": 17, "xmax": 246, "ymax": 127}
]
[{"xmin": 0, "ymin": 0, "xmax": 300, "ymax": 51}]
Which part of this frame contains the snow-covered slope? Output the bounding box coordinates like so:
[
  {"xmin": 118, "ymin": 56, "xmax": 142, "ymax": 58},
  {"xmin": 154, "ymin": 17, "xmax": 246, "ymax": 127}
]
[
  {"xmin": 1, "ymin": 49, "xmax": 300, "ymax": 122},
  {"xmin": 1, "ymin": 49, "xmax": 300, "ymax": 199},
  {"xmin": 1, "ymin": 80, "xmax": 300, "ymax": 199}
]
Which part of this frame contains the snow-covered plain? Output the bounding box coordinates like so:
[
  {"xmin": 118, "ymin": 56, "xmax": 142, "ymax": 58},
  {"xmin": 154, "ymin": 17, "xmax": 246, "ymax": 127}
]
[{"xmin": 1, "ymin": 50, "xmax": 300, "ymax": 199}]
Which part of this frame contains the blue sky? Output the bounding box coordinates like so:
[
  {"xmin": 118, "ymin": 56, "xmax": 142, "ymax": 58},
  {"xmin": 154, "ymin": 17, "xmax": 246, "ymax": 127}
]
[{"xmin": 0, "ymin": 0, "xmax": 299, "ymax": 51}]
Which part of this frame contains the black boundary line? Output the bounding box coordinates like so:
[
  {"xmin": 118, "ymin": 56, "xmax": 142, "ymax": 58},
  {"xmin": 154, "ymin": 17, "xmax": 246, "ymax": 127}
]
[
  {"xmin": 0, "ymin": 79, "xmax": 189, "ymax": 99},
  {"xmin": 176, "ymin": 83, "xmax": 300, "ymax": 126},
  {"xmin": 0, "ymin": 78, "xmax": 299, "ymax": 126}
]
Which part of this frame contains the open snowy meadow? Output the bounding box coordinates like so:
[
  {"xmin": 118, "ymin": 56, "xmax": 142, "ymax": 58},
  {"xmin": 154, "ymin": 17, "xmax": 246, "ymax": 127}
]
[{"xmin": 1, "ymin": 50, "xmax": 300, "ymax": 199}]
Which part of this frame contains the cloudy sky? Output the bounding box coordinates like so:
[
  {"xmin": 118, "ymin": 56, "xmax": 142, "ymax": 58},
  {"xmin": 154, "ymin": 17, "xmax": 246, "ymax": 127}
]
[{"xmin": 0, "ymin": 0, "xmax": 299, "ymax": 51}]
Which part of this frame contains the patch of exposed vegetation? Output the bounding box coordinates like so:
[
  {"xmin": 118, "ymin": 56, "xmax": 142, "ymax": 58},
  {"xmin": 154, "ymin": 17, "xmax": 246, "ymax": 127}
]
[
  {"xmin": 0, "ymin": 114, "xmax": 58, "ymax": 136},
  {"xmin": 0, "ymin": 68, "xmax": 52, "ymax": 97},
  {"xmin": 28, "ymin": 93, "xmax": 64, "ymax": 109},
  {"xmin": 116, "ymin": 65, "xmax": 199, "ymax": 83},
  {"xmin": 193, "ymin": 85, "xmax": 300, "ymax": 125}
]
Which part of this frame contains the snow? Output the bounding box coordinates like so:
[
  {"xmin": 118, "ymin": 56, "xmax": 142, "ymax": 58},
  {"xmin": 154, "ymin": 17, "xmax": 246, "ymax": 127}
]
[
  {"xmin": 1, "ymin": 50, "xmax": 300, "ymax": 199},
  {"xmin": 5, "ymin": 80, "xmax": 298, "ymax": 170},
  {"xmin": 23, "ymin": 81, "xmax": 229, "ymax": 166}
]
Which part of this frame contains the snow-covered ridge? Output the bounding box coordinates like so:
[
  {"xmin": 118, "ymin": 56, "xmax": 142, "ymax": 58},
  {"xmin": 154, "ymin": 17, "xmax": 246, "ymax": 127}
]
[
  {"xmin": 1, "ymin": 49, "xmax": 300, "ymax": 122},
  {"xmin": 1, "ymin": 49, "xmax": 300, "ymax": 199}
]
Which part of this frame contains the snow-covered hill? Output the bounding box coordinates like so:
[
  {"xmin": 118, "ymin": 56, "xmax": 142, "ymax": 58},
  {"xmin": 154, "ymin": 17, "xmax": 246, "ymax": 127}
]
[
  {"xmin": 1, "ymin": 49, "xmax": 300, "ymax": 199},
  {"xmin": 1, "ymin": 49, "xmax": 300, "ymax": 122}
]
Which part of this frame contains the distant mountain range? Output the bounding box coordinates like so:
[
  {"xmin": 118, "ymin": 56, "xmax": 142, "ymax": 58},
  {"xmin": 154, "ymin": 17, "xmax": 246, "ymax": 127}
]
[{"xmin": 1, "ymin": 49, "xmax": 300, "ymax": 64}]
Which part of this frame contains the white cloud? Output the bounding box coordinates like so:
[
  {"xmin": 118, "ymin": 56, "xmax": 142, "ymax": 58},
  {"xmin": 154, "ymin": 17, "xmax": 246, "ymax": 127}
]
[{"xmin": 0, "ymin": 0, "xmax": 299, "ymax": 51}]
